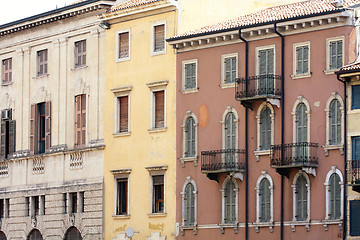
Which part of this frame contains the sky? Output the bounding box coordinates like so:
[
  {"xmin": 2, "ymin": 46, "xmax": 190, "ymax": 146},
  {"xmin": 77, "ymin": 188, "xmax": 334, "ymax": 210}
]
[{"xmin": 0, "ymin": 0, "xmax": 77, "ymax": 25}]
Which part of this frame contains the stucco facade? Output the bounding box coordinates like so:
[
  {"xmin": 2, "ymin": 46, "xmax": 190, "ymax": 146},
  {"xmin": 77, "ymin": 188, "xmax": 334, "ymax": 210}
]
[{"xmin": 0, "ymin": 1, "xmax": 113, "ymax": 239}]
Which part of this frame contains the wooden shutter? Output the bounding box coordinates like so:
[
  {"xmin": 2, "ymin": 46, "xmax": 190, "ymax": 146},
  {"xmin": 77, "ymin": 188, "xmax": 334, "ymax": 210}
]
[
  {"xmin": 337, "ymin": 40, "xmax": 343, "ymax": 69},
  {"xmin": 119, "ymin": 32, "xmax": 129, "ymax": 59},
  {"xmin": 81, "ymin": 95, "xmax": 86, "ymax": 146},
  {"xmin": 336, "ymin": 100, "xmax": 342, "ymax": 144},
  {"xmin": 45, "ymin": 101, "xmax": 51, "ymax": 152},
  {"xmin": 185, "ymin": 63, "xmax": 196, "ymax": 90},
  {"xmin": 2, "ymin": 59, "xmax": 12, "ymax": 84},
  {"xmin": 231, "ymin": 57, "xmax": 237, "ymax": 82},
  {"xmin": 0, "ymin": 121, "xmax": 5, "ymax": 158},
  {"xmin": 350, "ymin": 200, "xmax": 360, "ymax": 236},
  {"xmin": 154, "ymin": 24, "xmax": 165, "ymax": 52},
  {"xmin": 9, "ymin": 120, "xmax": 15, "ymax": 157},
  {"xmin": 267, "ymin": 49, "xmax": 274, "ymax": 74},
  {"xmin": 75, "ymin": 95, "xmax": 86, "ymax": 146},
  {"xmin": 154, "ymin": 91, "xmax": 164, "ymax": 128},
  {"xmin": 30, "ymin": 104, "xmax": 36, "ymax": 155},
  {"xmin": 119, "ymin": 96, "xmax": 128, "ymax": 132}
]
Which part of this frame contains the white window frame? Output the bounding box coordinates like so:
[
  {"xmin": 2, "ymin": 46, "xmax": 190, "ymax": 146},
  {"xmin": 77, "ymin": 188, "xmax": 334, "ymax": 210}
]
[
  {"xmin": 255, "ymin": 171, "xmax": 274, "ymax": 223},
  {"xmin": 147, "ymin": 81, "xmax": 168, "ymax": 132},
  {"xmin": 292, "ymin": 96, "xmax": 311, "ymax": 144},
  {"xmin": 182, "ymin": 59, "xmax": 198, "ymax": 94},
  {"xmin": 111, "ymin": 169, "xmax": 131, "ymax": 218},
  {"xmin": 254, "ymin": 102, "xmax": 275, "ymax": 161},
  {"xmin": 292, "ymin": 171, "xmax": 311, "ymax": 222},
  {"xmin": 324, "ymin": 92, "xmax": 344, "ymax": 156},
  {"xmin": 292, "ymin": 42, "xmax": 311, "ymax": 79},
  {"xmin": 255, "ymin": 45, "xmax": 276, "ymax": 76},
  {"xmin": 151, "ymin": 21, "xmax": 166, "ymax": 56},
  {"xmin": 324, "ymin": 166, "xmax": 344, "ymax": 220},
  {"xmin": 221, "ymin": 106, "xmax": 239, "ymax": 150},
  {"xmin": 221, "ymin": 53, "xmax": 238, "ymax": 88},
  {"xmin": 115, "ymin": 28, "xmax": 131, "ymax": 62},
  {"xmin": 146, "ymin": 166, "xmax": 167, "ymax": 216},
  {"xmin": 221, "ymin": 176, "xmax": 239, "ymax": 225},
  {"xmin": 181, "ymin": 176, "xmax": 198, "ymax": 227},
  {"xmin": 325, "ymin": 36, "xmax": 345, "ymax": 74},
  {"xmin": 111, "ymin": 86, "xmax": 132, "ymax": 137},
  {"xmin": 180, "ymin": 111, "xmax": 199, "ymax": 166}
]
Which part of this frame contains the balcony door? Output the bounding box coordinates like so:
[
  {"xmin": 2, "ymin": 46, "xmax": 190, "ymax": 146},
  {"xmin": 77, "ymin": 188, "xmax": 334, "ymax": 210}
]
[
  {"xmin": 224, "ymin": 112, "xmax": 236, "ymax": 166},
  {"xmin": 296, "ymin": 103, "xmax": 308, "ymax": 161},
  {"xmin": 258, "ymin": 48, "xmax": 274, "ymax": 95}
]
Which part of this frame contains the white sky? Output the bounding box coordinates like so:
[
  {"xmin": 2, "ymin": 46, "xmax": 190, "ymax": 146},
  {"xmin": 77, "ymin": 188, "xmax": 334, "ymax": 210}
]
[{"xmin": 0, "ymin": 0, "xmax": 78, "ymax": 25}]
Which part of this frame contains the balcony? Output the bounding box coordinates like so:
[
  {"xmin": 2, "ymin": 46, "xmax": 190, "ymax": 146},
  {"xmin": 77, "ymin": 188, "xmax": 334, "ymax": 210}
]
[
  {"xmin": 201, "ymin": 149, "xmax": 245, "ymax": 181},
  {"xmin": 348, "ymin": 160, "xmax": 360, "ymax": 193},
  {"xmin": 270, "ymin": 142, "xmax": 318, "ymax": 177},
  {"xmin": 235, "ymin": 74, "xmax": 281, "ymax": 108}
]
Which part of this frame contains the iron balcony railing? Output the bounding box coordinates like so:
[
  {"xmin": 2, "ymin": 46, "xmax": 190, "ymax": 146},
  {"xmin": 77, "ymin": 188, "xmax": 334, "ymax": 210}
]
[
  {"xmin": 270, "ymin": 142, "xmax": 318, "ymax": 168},
  {"xmin": 235, "ymin": 74, "xmax": 282, "ymax": 101},
  {"xmin": 348, "ymin": 160, "xmax": 360, "ymax": 185},
  {"xmin": 201, "ymin": 149, "xmax": 245, "ymax": 173}
]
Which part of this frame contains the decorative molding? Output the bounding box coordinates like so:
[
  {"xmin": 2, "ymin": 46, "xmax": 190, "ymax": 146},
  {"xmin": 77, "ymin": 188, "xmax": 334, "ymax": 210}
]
[
  {"xmin": 110, "ymin": 169, "xmax": 132, "ymax": 175},
  {"xmin": 145, "ymin": 165, "xmax": 168, "ymax": 172}
]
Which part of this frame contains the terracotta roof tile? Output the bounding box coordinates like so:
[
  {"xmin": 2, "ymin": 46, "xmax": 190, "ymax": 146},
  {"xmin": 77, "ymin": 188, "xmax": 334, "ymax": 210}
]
[
  {"xmin": 107, "ymin": 0, "xmax": 162, "ymax": 13},
  {"xmin": 171, "ymin": 0, "xmax": 360, "ymax": 39},
  {"xmin": 340, "ymin": 62, "xmax": 360, "ymax": 71}
]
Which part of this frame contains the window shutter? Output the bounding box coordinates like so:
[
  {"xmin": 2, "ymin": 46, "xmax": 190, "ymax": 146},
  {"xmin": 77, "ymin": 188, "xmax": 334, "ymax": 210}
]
[
  {"xmin": 337, "ymin": 40, "xmax": 343, "ymax": 69},
  {"xmin": 336, "ymin": 100, "xmax": 341, "ymax": 144},
  {"xmin": 119, "ymin": 96, "xmax": 128, "ymax": 132},
  {"xmin": 225, "ymin": 58, "xmax": 230, "ymax": 83},
  {"xmin": 231, "ymin": 57, "xmax": 236, "ymax": 83},
  {"xmin": 260, "ymin": 110, "xmax": 265, "ymax": 150},
  {"xmin": 81, "ymin": 95, "xmax": 86, "ymax": 146},
  {"xmin": 154, "ymin": 24, "xmax": 165, "ymax": 52},
  {"xmin": 352, "ymin": 85, "xmax": 360, "ymax": 109},
  {"xmin": 154, "ymin": 91, "xmax": 164, "ymax": 128},
  {"xmin": 267, "ymin": 49, "xmax": 274, "ymax": 75},
  {"xmin": 82, "ymin": 41, "xmax": 86, "ymax": 66},
  {"xmin": 329, "ymin": 174, "xmax": 335, "ymax": 218},
  {"xmin": 330, "ymin": 42, "xmax": 336, "ymax": 69},
  {"xmin": 350, "ymin": 200, "xmax": 360, "ymax": 236},
  {"xmin": 185, "ymin": 118, "xmax": 191, "ymax": 157},
  {"xmin": 296, "ymin": 47, "xmax": 302, "ymax": 74},
  {"xmin": 45, "ymin": 101, "xmax": 51, "ymax": 152},
  {"xmin": 30, "ymin": 104, "xmax": 36, "ymax": 155},
  {"xmin": 8, "ymin": 120, "xmax": 15, "ymax": 157},
  {"xmin": 259, "ymin": 50, "xmax": 267, "ymax": 75},
  {"xmin": 334, "ymin": 174, "xmax": 341, "ymax": 219},
  {"xmin": 75, "ymin": 96, "xmax": 81, "ymax": 146},
  {"xmin": 303, "ymin": 46, "xmax": 309, "ymax": 73},
  {"xmin": 0, "ymin": 121, "xmax": 5, "ymax": 159},
  {"xmin": 119, "ymin": 32, "xmax": 129, "ymax": 58},
  {"xmin": 353, "ymin": 137, "xmax": 360, "ymax": 162}
]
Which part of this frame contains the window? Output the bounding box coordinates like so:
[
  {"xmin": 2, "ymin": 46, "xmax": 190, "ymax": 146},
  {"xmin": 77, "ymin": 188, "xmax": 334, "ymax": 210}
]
[
  {"xmin": 184, "ymin": 117, "xmax": 195, "ymax": 158},
  {"xmin": 292, "ymin": 98, "xmax": 311, "ymax": 157},
  {"xmin": 352, "ymin": 85, "xmax": 360, "ymax": 110},
  {"xmin": 222, "ymin": 178, "xmax": 237, "ymax": 224},
  {"xmin": 222, "ymin": 54, "xmax": 238, "ymax": 85},
  {"xmin": 74, "ymin": 40, "xmax": 86, "ymax": 67},
  {"xmin": 118, "ymin": 96, "xmax": 129, "ymax": 133},
  {"xmin": 292, "ymin": 172, "xmax": 310, "ymax": 222},
  {"xmin": 329, "ymin": 40, "xmax": 343, "ymax": 70},
  {"xmin": 221, "ymin": 108, "xmax": 238, "ymax": 165},
  {"xmin": 182, "ymin": 60, "xmax": 197, "ymax": 92},
  {"xmin": 66, "ymin": 192, "xmax": 84, "ymax": 214},
  {"xmin": 0, "ymin": 199, "xmax": 9, "ymax": 218},
  {"xmin": 224, "ymin": 112, "xmax": 236, "ymax": 151},
  {"xmin": 147, "ymin": 81, "xmax": 167, "ymax": 131},
  {"xmin": 30, "ymin": 102, "xmax": 51, "ymax": 154},
  {"xmin": 75, "ymin": 95, "xmax": 86, "ymax": 147},
  {"xmin": 293, "ymin": 43, "xmax": 310, "ymax": 76},
  {"xmin": 29, "ymin": 196, "xmax": 45, "ymax": 216},
  {"xmin": 181, "ymin": 177, "xmax": 197, "ymax": 227},
  {"xmin": 154, "ymin": 90, "xmax": 165, "ymax": 129},
  {"xmin": 64, "ymin": 227, "xmax": 82, "ymax": 240},
  {"xmin": 329, "ymin": 173, "xmax": 341, "ymax": 219},
  {"xmin": 116, "ymin": 178, "xmax": 128, "ymax": 215},
  {"xmin": 256, "ymin": 172, "xmax": 273, "ymax": 223},
  {"xmin": 259, "ymin": 106, "xmax": 271, "ymax": 150},
  {"xmin": 37, "ymin": 49, "xmax": 48, "ymax": 76},
  {"xmin": 117, "ymin": 30, "xmax": 130, "ymax": 61},
  {"xmin": 28, "ymin": 229, "xmax": 43, "ymax": 240},
  {"xmin": 296, "ymin": 103, "xmax": 307, "ymax": 144},
  {"xmin": 152, "ymin": 175, "xmax": 164, "ymax": 213},
  {"xmin": 257, "ymin": 47, "xmax": 274, "ymax": 94},
  {"xmin": 350, "ymin": 200, "xmax": 360, "ymax": 236},
  {"xmin": 2, "ymin": 58, "xmax": 12, "ymax": 84},
  {"xmin": 352, "ymin": 136, "xmax": 360, "ymax": 169},
  {"xmin": 153, "ymin": 23, "xmax": 165, "ymax": 54},
  {"xmin": 1, "ymin": 109, "xmax": 15, "ymax": 159},
  {"xmin": 329, "ymin": 99, "xmax": 341, "ymax": 145}
]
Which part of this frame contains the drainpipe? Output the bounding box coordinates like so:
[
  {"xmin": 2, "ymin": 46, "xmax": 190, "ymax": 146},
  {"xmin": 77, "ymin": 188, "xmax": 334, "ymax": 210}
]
[
  {"xmin": 337, "ymin": 75, "xmax": 347, "ymax": 240},
  {"xmin": 274, "ymin": 22, "xmax": 285, "ymax": 240},
  {"xmin": 238, "ymin": 28, "xmax": 249, "ymax": 240}
]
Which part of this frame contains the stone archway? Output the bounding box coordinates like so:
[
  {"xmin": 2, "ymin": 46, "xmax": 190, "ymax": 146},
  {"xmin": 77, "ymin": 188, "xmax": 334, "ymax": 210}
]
[
  {"xmin": 27, "ymin": 229, "xmax": 43, "ymax": 240},
  {"xmin": 0, "ymin": 231, "xmax": 7, "ymax": 240},
  {"xmin": 64, "ymin": 227, "xmax": 82, "ymax": 240}
]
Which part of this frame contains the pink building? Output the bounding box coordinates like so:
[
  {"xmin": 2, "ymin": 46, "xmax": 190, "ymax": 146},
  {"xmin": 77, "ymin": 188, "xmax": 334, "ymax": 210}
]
[{"xmin": 168, "ymin": 0, "xmax": 360, "ymax": 239}]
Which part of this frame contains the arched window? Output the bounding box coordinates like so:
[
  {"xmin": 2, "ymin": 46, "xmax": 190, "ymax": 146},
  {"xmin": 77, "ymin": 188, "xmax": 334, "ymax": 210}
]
[
  {"xmin": 329, "ymin": 99, "xmax": 341, "ymax": 145},
  {"xmin": 185, "ymin": 117, "xmax": 195, "ymax": 158},
  {"xmin": 296, "ymin": 103, "xmax": 307, "ymax": 144},
  {"xmin": 325, "ymin": 167, "xmax": 344, "ymax": 220},
  {"xmin": 221, "ymin": 177, "xmax": 238, "ymax": 225},
  {"xmin": 27, "ymin": 229, "xmax": 43, "ymax": 240},
  {"xmin": 0, "ymin": 231, "xmax": 7, "ymax": 240},
  {"xmin": 293, "ymin": 173, "xmax": 310, "ymax": 221},
  {"xmin": 259, "ymin": 178, "xmax": 271, "ymax": 222},
  {"xmin": 64, "ymin": 227, "xmax": 82, "ymax": 240},
  {"xmin": 181, "ymin": 177, "xmax": 197, "ymax": 227},
  {"xmin": 260, "ymin": 106, "xmax": 271, "ymax": 150},
  {"xmin": 224, "ymin": 112, "xmax": 236, "ymax": 151}
]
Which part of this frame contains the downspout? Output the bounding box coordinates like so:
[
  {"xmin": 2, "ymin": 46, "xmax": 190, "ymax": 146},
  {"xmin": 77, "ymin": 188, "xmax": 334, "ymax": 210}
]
[
  {"xmin": 337, "ymin": 75, "xmax": 347, "ymax": 240},
  {"xmin": 238, "ymin": 28, "xmax": 249, "ymax": 240},
  {"xmin": 274, "ymin": 22, "xmax": 285, "ymax": 240}
]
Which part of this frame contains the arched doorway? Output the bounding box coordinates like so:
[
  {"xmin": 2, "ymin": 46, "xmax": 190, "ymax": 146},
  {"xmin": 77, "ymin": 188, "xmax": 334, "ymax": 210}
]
[
  {"xmin": 27, "ymin": 229, "xmax": 43, "ymax": 240},
  {"xmin": 64, "ymin": 227, "xmax": 82, "ymax": 240},
  {"xmin": 0, "ymin": 231, "xmax": 7, "ymax": 240}
]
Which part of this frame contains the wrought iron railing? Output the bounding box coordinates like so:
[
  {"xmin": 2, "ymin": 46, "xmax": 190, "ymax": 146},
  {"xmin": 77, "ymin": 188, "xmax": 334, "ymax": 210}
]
[
  {"xmin": 348, "ymin": 160, "xmax": 360, "ymax": 185},
  {"xmin": 235, "ymin": 74, "xmax": 281, "ymax": 100},
  {"xmin": 270, "ymin": 142, "xmax": 318, "ymax": 167},
  {"xmin": 201, "ymin": 149, "xmax": 245, "ymax": 172}
]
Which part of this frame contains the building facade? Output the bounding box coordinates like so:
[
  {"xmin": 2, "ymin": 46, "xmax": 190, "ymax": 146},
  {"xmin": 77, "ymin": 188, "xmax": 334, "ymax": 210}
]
[
  {"xmin": 168, "ymin": 0, "xmax": 359, "ymax": 239},
  {"xmin": 0, "ymin": 1, "xmax": 114, "ymax": 239}
]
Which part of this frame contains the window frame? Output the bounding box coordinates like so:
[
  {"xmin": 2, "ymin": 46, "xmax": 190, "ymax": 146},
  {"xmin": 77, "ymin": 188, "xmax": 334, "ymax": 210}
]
[
  {"xmin": 255, "ymin": 171, "xmax": 274, "ymax": 223},
  {"xmin": 325, "ymin": 36, "xmax": 344, "ymax": 74},
  {"xmin": 146, "ymin": 166, "xmax": 167, "ymax": 216},
  {"xmin": 30, "ymin": 102, "xmax": 51, "ymax": 155},
  {"xmin": 182, "ymin": 59, "xmax": 198, "ymax": 94},
  {"xmin": 151, "ymin": 21, "xmax": 166, "ymax": 56},
  {"xmin": 221, "ymin": 53, "xmax": 238, "ymax": 88},
  {"xmin": 221, "ymin": 106, "xmax": 239, "ymax": 151},
  {"xmin": 112, "ymin": 86, "xmax": 132, "ymax": 137},
  {"xmin": 324, "ymin": 167, "xmax": 343, "ymax": 220},
  {"xmin": 115, "ymin": 28, "xmax": 131, "ymax": 62},
  {"xmin": 74, "ymin": 40, "xmax": 86, "ymax": 68},
  {"xmin": 1, "ymin": 108, "xmax": 16, "ymax": 159},
  {"xmin": 2, "ymin": 58, "xmax": 12, "ymax": 85},
  {"xmin": 111, "ymin": 169, "xmax": 131, "ymax": 217},
  {"xmin": 292, "ymin": 97, "xmax": 311, "ymax": 144},
  {"xmin": 181, "ymin": 176, "xmax": 198, "ymax": 227},
  {"xmin": 255, "ymin": 45, "xmax": 275, "ymax": 76},
  {"xmin": 292, "ymin": 42, "xmax": 311, "ymax": 79},
  {"xmin": 292, "ymin": 171, "xmax": 310, "ymax": 222},
  {"xmin": 221, "ymin": 176, "xmax": 238, "ymax": 225},
  {"xmin": 147, "ymin": 81, "xmax": 168, "ymax": 132},
  {"xmin": 255, "ymin": 102, "xmax": 274, "ymax": 160},
  {"xmin": 37, "ymin": 49, "xmax": 48, "ymax": 76}
]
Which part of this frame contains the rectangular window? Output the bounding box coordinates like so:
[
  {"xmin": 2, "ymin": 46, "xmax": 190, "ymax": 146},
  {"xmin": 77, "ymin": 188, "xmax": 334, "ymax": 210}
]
[
  {"xmin": 153, "ymin": 24, "xmax": 165, "ymax": 53},
  {"xmin": 118, "ymin": 32, "xmax": 130, "ymax": 60},
  {"xmin": 25, "ymin": 197, "xmax": 29, "ymax": 216},
  {"xmin": 329, "ymin": 40, "xmax": 343, "ymax": 70},
  {"xmin": 75, "ymin": 40, "xmax": 86, "ymax": 67},
  {"xmin": 30, "ymin": 102, "xmax": 51, "ymax": 154},
  {"xmin": 116, "ymin": 178, "xmax": 128, "ymax": 215},
  {"xmin": 152, "ymin": 175, "xmax": 164, "ymax": 213},
  {"xmin": 295, "ymin": 45, "xmax": 309, "ymax": 74},
  {"xmin": 71, "ymin": 192, "xmax": 77, "ymax": 213},
  {"xmin": 352, "ymin": 136, "xmax": 360, "ymax": 162},
  {"xmin": 352, "ymin": 85, "xmax": 360, "ymax": 110},
  {"xmin": 0, "ymin": 199, "xmax": 3, "ymax": 218},
  {"xmin": 29, "ymin": 196, "xmax": 44, "ymax": 216},
  {"xmin": 37, "ymin": 49, "xmax": 48, "ymax": 76},
  {"xmin": 154, "ymin": 90, "xmax": 165, "ymax": 128},
  {"xmin": 63, "ymin": 193, "xmax": 67, "ymax": 214},
  {"xmin": 1, "ymin": 109, "xmax": 15, "ymax": 159},
  {"xmin": 2, "ymin": 58, "xmax": 12, "ymax": 84},
  {"xmin": 34, "ymin": 196, "xmax": 39, "ymax": 216},
  {"xmin": 183, "ymin": 61, "xmax": 197, "ymax": 90},
  {"xmin": 258, "ymin": 48, "xmax": 274, "ymax": 75},
  {"xmin": 223, "ymin": 55, "xmax": 237, "ymax": 84},
  {"xmin": 118, "ymin": 96, "xmax": 129, "ymax": 133},
  {"xmin": 0, "ymin": 199, "xmax": 9, "ymax": 218},
  {"xmin": 350, "ymin": 200, "xmax": 360, "ymax": 236},
  {"xmin": 75, "ymin": 95, "xmax": 86, "ymax": 147}
]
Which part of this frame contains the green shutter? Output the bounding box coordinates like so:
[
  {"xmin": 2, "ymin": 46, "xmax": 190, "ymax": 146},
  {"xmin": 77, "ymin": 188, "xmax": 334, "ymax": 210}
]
[
  {"xmin": 260, "ymin": 107, "xmax": 271, "ymax": 150},
  {"xmin": 296, "ymin": 176, "xmax": 308, "ymax": 221},
  {"xmin": 185, "ymin": 117, "xmax": 195, "ymax": 157},
  {"xmin": 260, "ymin": 179, "xmax": 271, "ymax": 222},
  {"xmin": 337, "ymin": 40, "xmax": 343, "ymax": 69},
  {"xmin": 225, "ymin": 181, "xmax": 235, "ymax": 223},
  {"xmin": 303, "ymin": 46, "xmax": 309, "ymax": 74},
  {"xmin": 185, "ymin": 183, "xmax": 195, "ymax": 225}
]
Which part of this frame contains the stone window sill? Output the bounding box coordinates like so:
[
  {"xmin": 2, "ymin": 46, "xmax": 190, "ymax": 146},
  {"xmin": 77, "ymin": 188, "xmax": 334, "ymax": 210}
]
[
  {"xmin": 323, "ymin": 144, "xmax": 344, "ymax": 156},
  {"xmin": 254, "ymin": 150, "xmax": 270, "ymax": 161}
]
